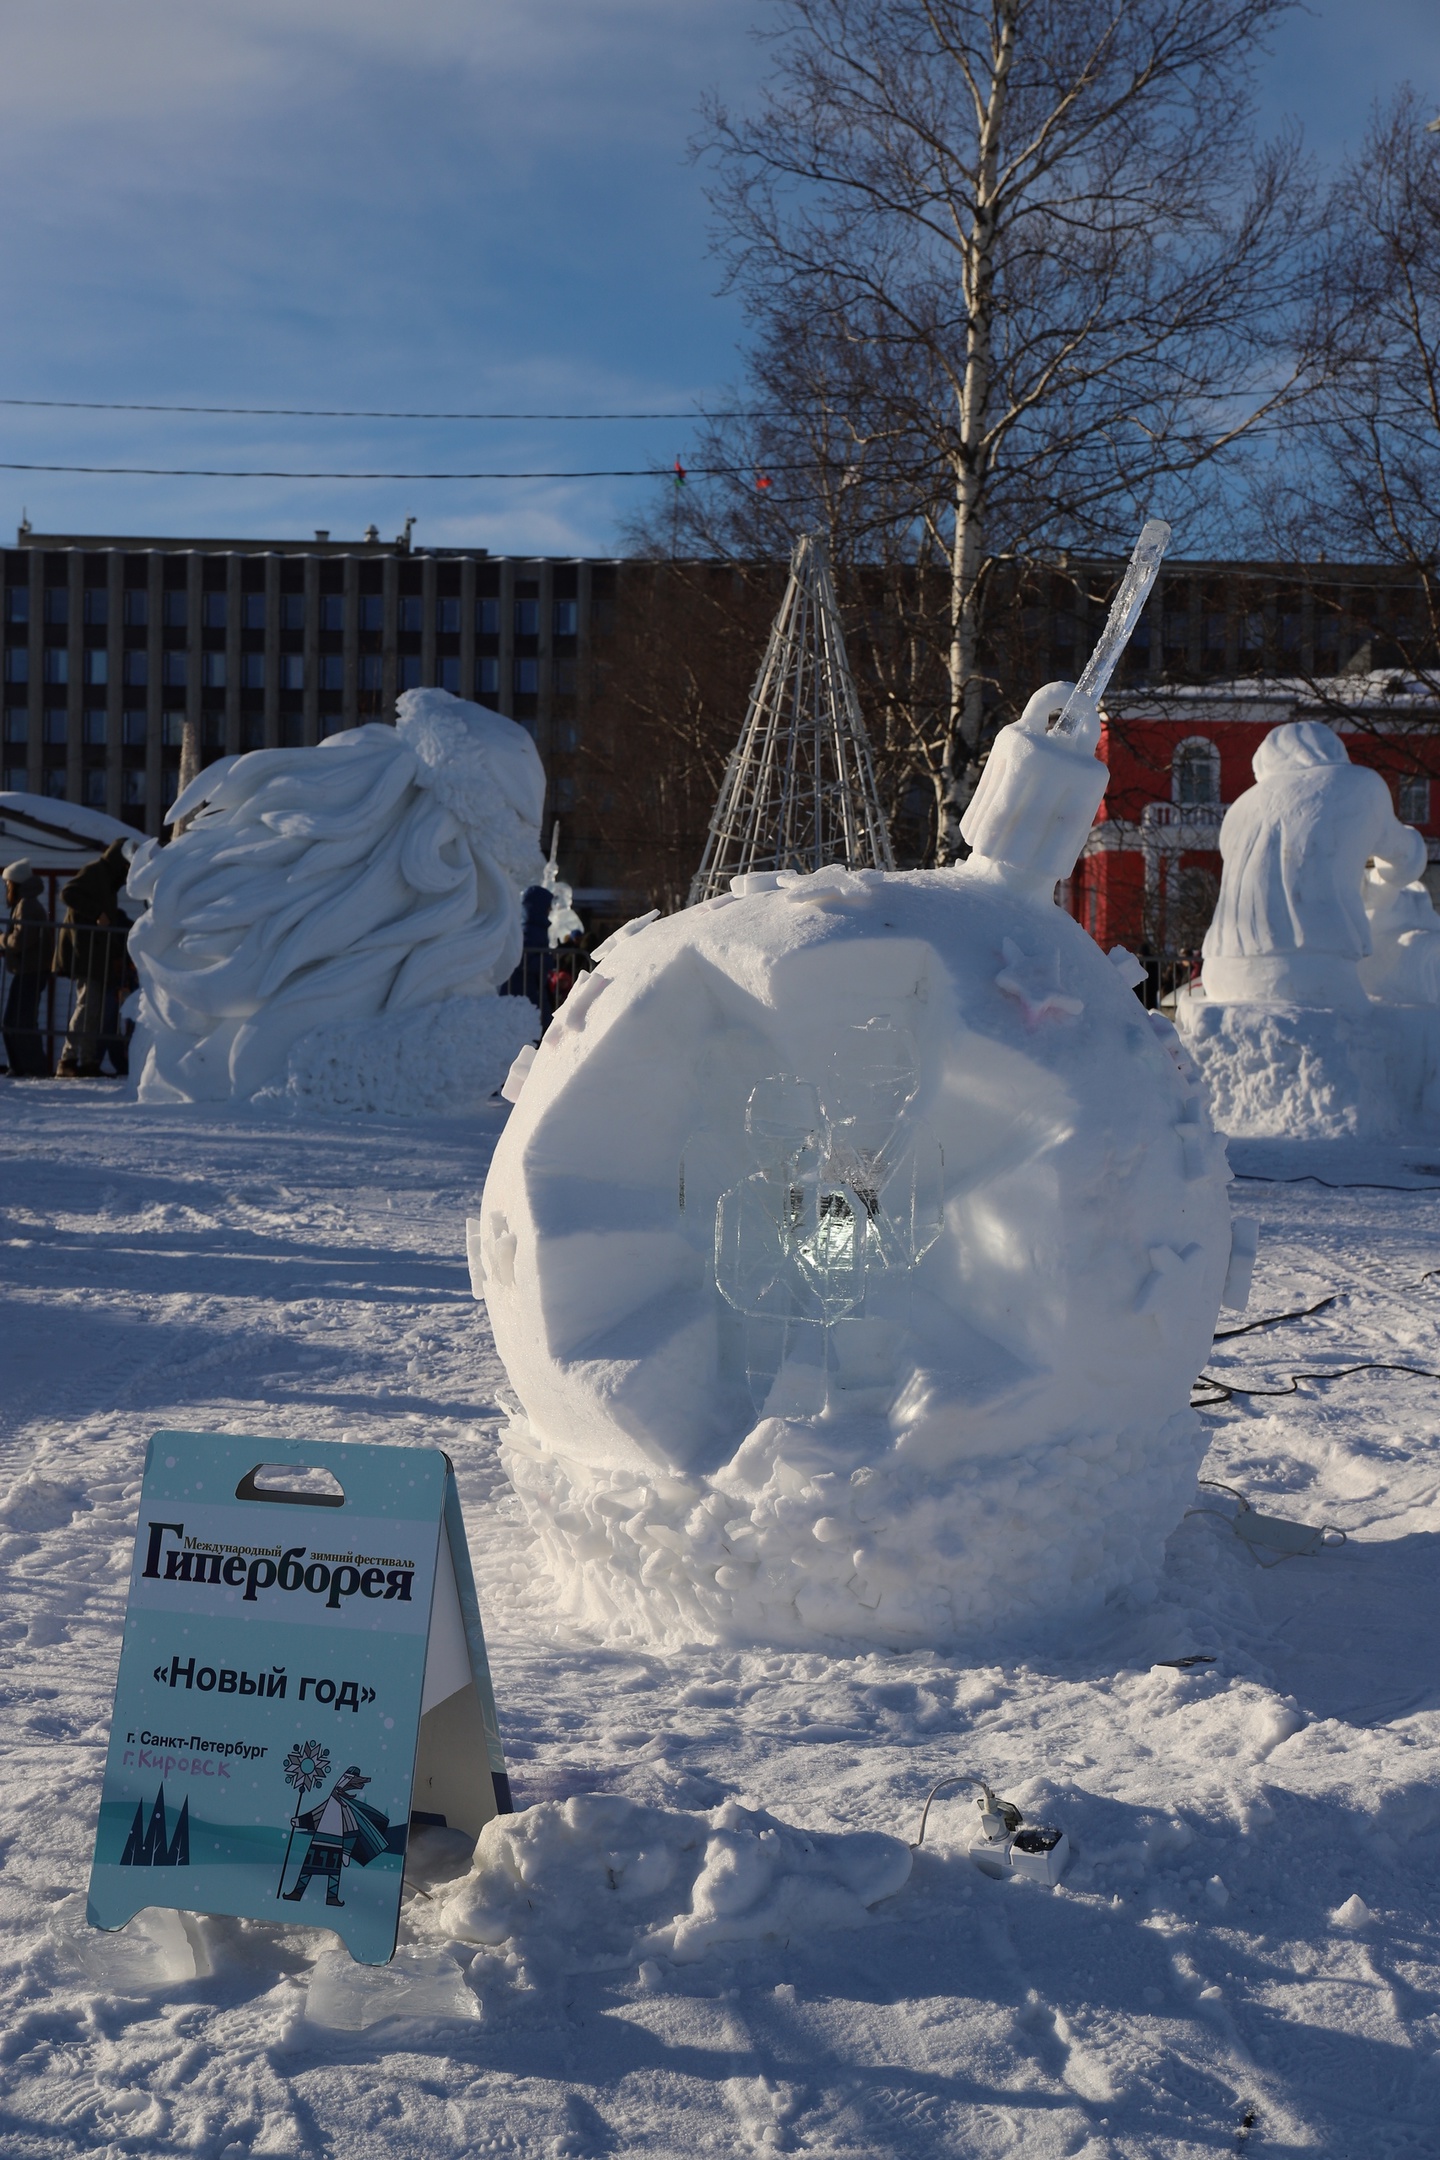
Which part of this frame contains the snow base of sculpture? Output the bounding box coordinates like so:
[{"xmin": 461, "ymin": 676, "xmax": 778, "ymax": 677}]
[
  {"xmin": 276, "ymin": 992, "xmax": 538, "ymax": 1116},
  {"xmin": 1176, "ymin": 990, "xmax": 1440, "ymax": 1139},
  {"xmin": 501, "ymin": 1403, "xmax": 1207, "ymax": 1652}
]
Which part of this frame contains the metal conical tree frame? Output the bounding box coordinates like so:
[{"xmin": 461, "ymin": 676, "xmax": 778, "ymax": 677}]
[{"xmin": 687, "ymin": 534, "xmax": 895, "ymax": 905}]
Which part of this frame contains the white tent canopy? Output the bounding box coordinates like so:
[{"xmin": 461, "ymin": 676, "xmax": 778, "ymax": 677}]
[{"xmin": 0, "ymin": 792, "xmax": 137, "ymax": 875}]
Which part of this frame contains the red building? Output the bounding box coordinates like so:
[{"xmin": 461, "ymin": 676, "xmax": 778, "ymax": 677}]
[{"xmin": 1066, "ymin": 684, "xmax": 1440, "ymax": 956}]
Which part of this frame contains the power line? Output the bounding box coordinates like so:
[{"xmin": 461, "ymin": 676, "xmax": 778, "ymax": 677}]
[
  {"xmin": 0, "ymin": 397, "xmax": 760, "ymax": 422},
  {"xmin": 0, "ymin": 460, "xmax": 786, "ymax": 481}
]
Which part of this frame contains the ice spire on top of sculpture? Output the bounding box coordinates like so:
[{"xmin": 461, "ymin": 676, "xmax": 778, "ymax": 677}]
[
  {"xmin": 125, "ymin": 689, "xmax": 546, "ymax": 1107},
  {"xmin": 1199, "ymin": 720, "xmax": 1432, "ymax": 1010},
  {"xmin": 961, "ymin": 518, "xmax": 1170, "ymax": 900}
]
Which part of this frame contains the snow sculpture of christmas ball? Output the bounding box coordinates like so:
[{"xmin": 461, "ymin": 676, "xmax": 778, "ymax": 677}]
[{"xmin": 480, "ymin": 851, "xmax": 1245, "ymax": 1650}]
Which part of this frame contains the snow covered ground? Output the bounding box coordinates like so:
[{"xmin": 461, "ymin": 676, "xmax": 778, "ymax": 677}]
[{"xmin": 1, "ymin": 1082, "xmax": 1438, "ymax": 2158}]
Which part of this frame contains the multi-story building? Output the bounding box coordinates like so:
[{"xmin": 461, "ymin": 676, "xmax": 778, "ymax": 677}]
[{"xmin": 0, "ymin": 524, "xmax": 614, "ymax": 859}]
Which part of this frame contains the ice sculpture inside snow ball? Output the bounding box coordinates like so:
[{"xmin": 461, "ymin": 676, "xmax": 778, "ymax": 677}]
[{"xmin": 481, "ymin": 523, "xmax": 1256, "ymax": 1649}]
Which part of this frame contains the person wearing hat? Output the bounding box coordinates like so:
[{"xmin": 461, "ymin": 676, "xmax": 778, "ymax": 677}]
[
  {"xmin": 54, "ymin": 838, "xmax": 131, "ymax": 1078},
  {"xmin": 1, "ymin": 859, "xmax": 54, "ymax": 1076}
]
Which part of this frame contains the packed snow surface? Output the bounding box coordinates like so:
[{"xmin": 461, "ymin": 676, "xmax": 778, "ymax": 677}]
[
  {"xmin": 481, "ymin": 866, "xmax": 1237, "ymax": 1649},
  {"xmin": 125, "ymin": 690, "xmax": 545, "ymax": 1114},
  {"xmin": 3, "ymin": 1084, "xmax": 1440, "ymax": 2156}
]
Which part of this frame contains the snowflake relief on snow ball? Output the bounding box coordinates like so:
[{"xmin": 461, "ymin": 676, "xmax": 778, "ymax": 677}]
[{"xmin": 711, "ymin": 1020, "xmax": 943, "ymax": 1329}]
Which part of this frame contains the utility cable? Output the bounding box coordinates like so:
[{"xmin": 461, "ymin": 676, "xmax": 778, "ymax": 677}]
[
  {"xmin": 1192, "ymin": 1359, "xmax": 1440, "ymax": 1408},
  {"xmin": 1232, "ymin": 1173, "xmax": 1440, "ymax": 1191},
  {"xmin": 0, "ymin": 397, "xmax": 764, "ymax": 422},
  {"xmin": 0, "ymin": 459, "xmax": 803, "ymax": 482}
]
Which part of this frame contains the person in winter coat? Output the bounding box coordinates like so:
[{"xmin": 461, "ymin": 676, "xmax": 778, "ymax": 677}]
[
  {"xmin": 1, "ymin": 858, "xmax": 54, "ymax": 1075},
  {"xmin": 55, "ymin": 838, "xmax": 130, "ymax": 1077}
]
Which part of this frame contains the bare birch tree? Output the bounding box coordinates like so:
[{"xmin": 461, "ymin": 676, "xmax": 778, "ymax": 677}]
[
  {"xmin": 1263, "ymin": 89, "xmax": 1440, "ymax": 715},
  {"xmin": 678, "ymin": 0, "xmax": 1314, "ymax": 857}
]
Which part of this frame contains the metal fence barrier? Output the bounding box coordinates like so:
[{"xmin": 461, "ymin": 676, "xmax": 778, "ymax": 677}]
[{"xmin": 0, "ymin": 916, "xmax": 135, "ymax": 1078}]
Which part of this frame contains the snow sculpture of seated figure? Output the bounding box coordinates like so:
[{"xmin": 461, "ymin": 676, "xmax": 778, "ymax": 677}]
[
  {"xmin": 1200, "ymin": 720, "xmax": 1419, "ymax": 1010},
  {"xmin": 1359, "ymin": 826, "xmax": 1440, "ymax": 1005}
]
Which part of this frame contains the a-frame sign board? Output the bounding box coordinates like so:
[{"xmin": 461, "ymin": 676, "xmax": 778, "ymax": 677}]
[{"xmin": 87, "ymin": 1433, "xmax": 510, "ymax": 1966}]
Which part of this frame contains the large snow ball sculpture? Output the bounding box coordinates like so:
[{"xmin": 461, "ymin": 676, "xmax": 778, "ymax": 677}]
[
  {"xmin": 481, "ymin": 867, "xmax": 1243, "ymax": 1650},
  {"xmin": 126, "ymin": 689, "xmax": 547, "ymax": 1111}
]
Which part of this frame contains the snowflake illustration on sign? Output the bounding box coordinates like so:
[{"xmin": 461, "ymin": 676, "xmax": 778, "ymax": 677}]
[
  {"xmin": 282, "ymin": 1740, "xmax": 331, "ymax": 1797},
  {"xmin": 712, "ymin": 1019, "xmax": 943, "ymax": 1327}
]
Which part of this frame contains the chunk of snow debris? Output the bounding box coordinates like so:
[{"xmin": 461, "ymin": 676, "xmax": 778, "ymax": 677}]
[
  {"xmin": 440, "ymin": 1796, "xmax": 910, "ymax": 1969},
  {"xmin": 1108, "ymin": 944, "xmax": 1147, "ymax": 990},
  {"xmin": 1221, "ymin": 1217, "xmax": 1259, "ymax": 1310},
  {"xmin": 501, "ymin": 1041, "xmax": 538, "ymax": 1104},
  {"xmin": 1205, "ymin": 1875, "xmax": 1230, "ymax": 1908},
  {"xmin": 1330, "ymin": 1894, "xmax": 1374, "ymax": 1931},
  {"xmin": 465, "ymin": 1217, "xmax": 487, "ymax": 1299}
]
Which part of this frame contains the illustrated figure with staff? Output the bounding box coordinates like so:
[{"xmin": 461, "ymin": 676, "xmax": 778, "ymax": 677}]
[{"xmin": 277, "ymin": 1742, "xmax": 392, "ymax": 1908}]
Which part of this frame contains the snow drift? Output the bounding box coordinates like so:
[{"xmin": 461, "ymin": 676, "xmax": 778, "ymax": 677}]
[
  {"xmin": 125, "ymin": 689, "xmax": 546, "ymax": 1112},
  {"xmin": 441, "ymin": 1794, "xmax": 911, "ymax": 1971}
]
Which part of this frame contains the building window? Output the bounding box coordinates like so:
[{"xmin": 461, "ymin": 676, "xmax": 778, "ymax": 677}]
[
  {"xmin": 280, "ymin": 654, "xmax": 305, "ymax": 691},
  {"xmin": 243, "ymin": 593, "xmax": 267, "ymax": 630},
  {"xmin": 1399, "ymin": 775, "xmax": 1431, "ymax": 826},
  {"xmin": 5, "ymin": 586, "xmax": 29, "ymax": 624},
  {"xmin": 436, "ymin": 598, "xmax": 460, "ymax": 634},
  {"xmin": 554, "ymin": 658, "xmax": 577, "ymax": 696},
  {"xmin": 476, "ymin": 656, "xmax": 499, "ymax": 698},
  {"xmin": 398, "ymin": 655, "xmax": 422, "ymax": 690},
  {"xmin": 281, "ymin": 595, "xmax": 306, "ymax": 632},
  {"xmin": 44, "ymin": 588, "xmax": 69, "ymax": 627},
  {"xmin": 45, "ymin": 769, "xmax": 67, "ymax": 799},
  {"xmin": 162, "ymin": 712, "xmax": 185, "ymax": 748},
  {"xmin": 124, "ymin": 591, "xmax": 149, "ymax": 628},
  {"xmin": 124, "ymin": 651, "xmax": 148, "ymax": 688},
  {"xmin": 242, "ymin": 715, "xmax": 265, "ymax": 750},
  {"xmin": 83, "ymin": 711, "xmax": 107, "ymax": 746},
  {"xmin": 84, "ymin": 767, "xmax": 107, "ymax": 808},
  {"xmin": 84, "ymin": 589, "xmax": 108, "ymax": 627},
  {"xmin": 203, "ymin": 593, "xmax": 228, "ymax": 630},
  {"xmin": 1173, "ymin": 736, "xmax": 1220, "ymax": 808},
  {"xmin": 514, "ymin": 598, "xmax": 539, "ymax": 637},
  {"xmin": 3, "ymin": 708, "xmax": 27, "ymax": 744},
  {"xmin": 202, "ymin": 652, "xmax": 226, "ymax": 689},
  {"xmin": 3, "ymin": 764, "xmax": 27, "ymax": 792},
  {"xmin": 4, "ymin": 648, "xmax": 28, "ymax": 684},
  {"xmin": 553, "ymin": 599, "xmax": 578, "ymax": 637},
  {"xmin": 281, "ymin": 713, "xmax": 305, "ymax": 747},
  {"xmin": 476, "ymin": 598, "xmax": 499, "ymax": 635},
  {"xmin": 122, "ymin": 711, "xmax": 148, "ymax": 747},
  {"xmin": 242, "ymin": 653, "xmax": 265, "ymax": 689},
  {"xmin": 318, "ymin": 654, "xmax": 344, "ymax": 690},
  {"xmin": 398, "ymin": 597, "xmax": 422, "ymax": 633},
  {"xmin": 43, "ymin": 649, "xmax": 69, "ymax": 686},
  {"xmin": 84, "ymin": 649, "xmax": 108, "ymax": 686},
  {"xmin": 163, "ymin": 651, "xmax": 187, "ymax": 689},
  {"xmin": 438, "ymin": 655, "xmax": 460, "ymax": 693},
  {"xmin": 359, "ymin": 654, "xmax": 383, "ymax": 691},
  {"xmin": 513, "ymin": 657, "xmax": 539, "ymax": 695},
  {"xmin": 320, "ymin": 595, "xmax": 344, "ymax": 633},
  {"xmin": 360, "ymin": 595, "xmax": 383, "ymax": 633},
  {"xmin": 44, "ymin": 711, "xmax": 67, "ymax": 745},
  {"xmin": 122, "ymin": 769, "xmax": 146, "ymax": 806},
  {"xmin": 164, "ymin": 591, "xmax": 188, "ymax": 629}
]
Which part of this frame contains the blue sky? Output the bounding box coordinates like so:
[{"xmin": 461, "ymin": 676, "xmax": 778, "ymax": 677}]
[{"xmin": 0, "ymin": 0, "xmax": 1436, "ymax": 557}]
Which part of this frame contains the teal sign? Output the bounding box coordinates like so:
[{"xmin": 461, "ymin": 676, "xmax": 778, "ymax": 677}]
[{"xmin": 87, "ymin": 1432, "xmax": 509, "ymax": 1966}]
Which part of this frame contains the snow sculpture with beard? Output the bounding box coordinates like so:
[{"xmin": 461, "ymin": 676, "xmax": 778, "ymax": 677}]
[
  {"xmin": 1176, "ymin": 721, "xmax": 1440, "ymax": 1136},
  {"xmin": 126, "ymin": 690, "xmax": 546, "ymax": 1111},
  {"xmin": 477, "ymin": 563, "xmax": 1255, "ymax": 1651}
]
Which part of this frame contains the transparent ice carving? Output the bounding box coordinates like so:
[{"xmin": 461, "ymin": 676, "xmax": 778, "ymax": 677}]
[{"xmin": 709, "ymin": 1019, "xmax": 944, "ymax": 1342}]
